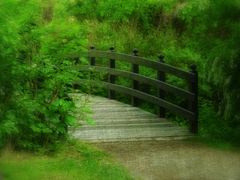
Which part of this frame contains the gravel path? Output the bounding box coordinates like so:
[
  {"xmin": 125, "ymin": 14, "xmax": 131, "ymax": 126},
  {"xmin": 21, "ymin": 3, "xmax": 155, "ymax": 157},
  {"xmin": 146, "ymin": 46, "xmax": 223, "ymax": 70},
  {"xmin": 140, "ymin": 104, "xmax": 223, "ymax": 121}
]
[{"xmin": 95, "ymin": 140, "xmax": 240, "ymax": 180}]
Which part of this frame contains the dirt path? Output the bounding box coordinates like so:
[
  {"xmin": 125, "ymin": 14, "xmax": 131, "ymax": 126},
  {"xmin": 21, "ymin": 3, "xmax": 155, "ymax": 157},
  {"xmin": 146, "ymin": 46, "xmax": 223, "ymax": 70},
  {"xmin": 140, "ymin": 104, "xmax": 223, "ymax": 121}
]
[{"xmin": 95, "ymin": 141, "xmax": 240, "ymax": 180}]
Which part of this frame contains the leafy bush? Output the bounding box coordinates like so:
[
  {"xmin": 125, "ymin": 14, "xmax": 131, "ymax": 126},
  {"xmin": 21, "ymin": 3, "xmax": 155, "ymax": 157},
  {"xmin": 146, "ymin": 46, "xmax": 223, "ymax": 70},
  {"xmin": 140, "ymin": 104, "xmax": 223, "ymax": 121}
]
[
  {"xmin": 0, "ymin": 0, "xmax": 28, "ymax": 149},
  {"xmin": 0, "ymin": 0, "xmax": 87, "ymax": 150},
  {"xmin": 177, "ymin": 0, "xmax": 240, "ymax": 142}
]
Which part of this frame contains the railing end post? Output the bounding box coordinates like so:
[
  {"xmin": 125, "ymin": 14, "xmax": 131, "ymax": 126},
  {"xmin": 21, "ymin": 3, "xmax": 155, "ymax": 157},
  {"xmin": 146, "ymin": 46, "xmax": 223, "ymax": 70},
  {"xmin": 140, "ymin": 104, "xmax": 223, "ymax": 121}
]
[
  {"xmin": 189, "ymin": 63, "xmax": 198, "ymax": 134},
  {"xmin": 191, "ymin": 120, "xmax": 198, "ymax": 134},
  {"xmin": 157, "ymin": 54, "xmax": 166, "ymax": 118}
]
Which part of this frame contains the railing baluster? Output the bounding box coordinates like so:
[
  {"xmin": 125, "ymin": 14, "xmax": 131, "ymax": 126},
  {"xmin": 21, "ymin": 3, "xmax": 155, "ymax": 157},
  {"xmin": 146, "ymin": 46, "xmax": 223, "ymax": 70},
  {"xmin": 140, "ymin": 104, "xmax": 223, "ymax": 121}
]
[
  {"xmin": 90, "ymin": 46, "xmax": 96, "ymax": 66},
  {"xmin": 158, "ymin": 55, "xmax": 166, "ymax": 118},
  {"xmin": 131, "ymin": 49, "xmax": 139, "ymax": 106},
  {"xmin": 108, "ymin": 47, "xmax": 116, "ymax": 99},
  {"xmin": 89, "ymin": 46, "xmax": 96, "ymax": 93},
  {"xmin": 189, "ymin": 64, "xmax": 198, "ymax": 134}
]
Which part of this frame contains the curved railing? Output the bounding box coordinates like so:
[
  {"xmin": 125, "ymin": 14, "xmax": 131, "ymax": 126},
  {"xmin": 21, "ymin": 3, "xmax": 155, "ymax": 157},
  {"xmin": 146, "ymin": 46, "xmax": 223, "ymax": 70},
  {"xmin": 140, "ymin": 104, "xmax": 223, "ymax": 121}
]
[{"xmin": 75, "ymin": 47, "xmax": 198, "ymax": 133}]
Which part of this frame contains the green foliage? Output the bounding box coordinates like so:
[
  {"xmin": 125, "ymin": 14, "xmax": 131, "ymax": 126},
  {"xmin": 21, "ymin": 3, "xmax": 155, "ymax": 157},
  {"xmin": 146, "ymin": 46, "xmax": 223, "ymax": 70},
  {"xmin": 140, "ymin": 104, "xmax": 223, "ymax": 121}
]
[
  {"xmin": 178, "ymin": 0, "xmax": 240, "ymax": 142},
  {"xmin": 70, "ymin": 0, "xmax": 179, "ymax": 30},
  {"xmin": 204, "ymin": 0, "xmax": 240, "ymax": 121},
  {"xmin": 0, "ymin": 0, "xmax": 87, "ymax": 150},
  {"xmin": 199, "ymin": 100, "xmax": 229, "ymax": 140},
  {"xmin": 0, "ymin": 0, "xmax": 26, "ymax": 148}
]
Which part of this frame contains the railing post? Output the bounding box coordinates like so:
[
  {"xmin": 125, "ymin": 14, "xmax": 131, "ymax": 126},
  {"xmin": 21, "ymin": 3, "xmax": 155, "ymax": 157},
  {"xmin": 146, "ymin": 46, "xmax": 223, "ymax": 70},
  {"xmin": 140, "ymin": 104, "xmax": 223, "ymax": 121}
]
[
  {"xmin": 88, "ymin": 46, "xmax": 96, "ymax": 93},
  {"xmin": 189, "ymin": 64, "xmax": 198, "ymax": 134},
  {"xmin": 108, "ymin": 47, "xmax": 116, "ymax": 99},
  {"xmin": 157, "ymin": 55, "xmax": 166, "ymax": 118},
  {"xmin": 90, "ymin": 46, "xmax": 96, "ymax": 66},
  {"xmin": 131, "ymin": 49, "xmax": 139, "ymax": 106}
]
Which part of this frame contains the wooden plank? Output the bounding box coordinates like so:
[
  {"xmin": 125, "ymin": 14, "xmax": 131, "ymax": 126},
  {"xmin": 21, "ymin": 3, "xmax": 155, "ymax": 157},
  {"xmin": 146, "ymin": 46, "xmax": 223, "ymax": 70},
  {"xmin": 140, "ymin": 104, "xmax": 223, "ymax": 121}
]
[
  {"xmin": 88, "ymin": 50, "xmax": 195, "ymax": 81},
  {"xmin": 77, "ymin": 65, "xmax": 195, "ymax": 101},
  {"xmin": 72, "ymin": 126, "xmax": 190, "ymax": 140},
  {"xmin": 80, "ymin": 123, "xmax": 177, "ymax": 130}
]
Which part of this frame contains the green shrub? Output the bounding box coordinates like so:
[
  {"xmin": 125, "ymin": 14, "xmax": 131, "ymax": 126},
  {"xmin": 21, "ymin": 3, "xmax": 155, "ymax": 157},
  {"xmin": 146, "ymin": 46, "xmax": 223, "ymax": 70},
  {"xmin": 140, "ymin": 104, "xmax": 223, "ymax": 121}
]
[{"xmin": 0, "ymin": 0, "xmax": 87, "ymax": 150}]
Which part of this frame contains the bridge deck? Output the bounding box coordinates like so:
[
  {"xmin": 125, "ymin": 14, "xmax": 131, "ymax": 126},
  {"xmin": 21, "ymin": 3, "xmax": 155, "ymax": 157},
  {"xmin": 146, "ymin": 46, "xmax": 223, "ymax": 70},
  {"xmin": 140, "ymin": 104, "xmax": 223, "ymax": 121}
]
[{"xmin": 71, "ymin": 93, "xmax": 192, "ymax": 142}]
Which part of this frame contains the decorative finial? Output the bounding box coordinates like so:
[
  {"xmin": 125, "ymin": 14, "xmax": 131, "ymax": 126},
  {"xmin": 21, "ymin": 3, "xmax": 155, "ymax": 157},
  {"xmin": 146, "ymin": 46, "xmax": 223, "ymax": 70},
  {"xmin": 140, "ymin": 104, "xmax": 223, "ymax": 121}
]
[
  {"xmin": 110, "ymin": 47, "xmax": 115, "ymax": 51},
  {"xmin": 158, "ymin": 55, "xmax": 165, "ymax": 62},
  {"xmin": 133, "ymin": 49, "xmax": 138, "ymax": 56},
  {"xmin": 190, "ymin": 64, "xmax": 197, "ymax": 72}
]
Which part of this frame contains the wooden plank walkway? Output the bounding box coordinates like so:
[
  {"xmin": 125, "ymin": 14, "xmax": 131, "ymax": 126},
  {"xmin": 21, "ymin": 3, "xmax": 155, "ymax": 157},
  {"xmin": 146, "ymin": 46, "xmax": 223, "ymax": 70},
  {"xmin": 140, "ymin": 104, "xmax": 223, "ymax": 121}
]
[{"xmin": 70, "ymin": 93, "xmax": 192, "ymax": 142}]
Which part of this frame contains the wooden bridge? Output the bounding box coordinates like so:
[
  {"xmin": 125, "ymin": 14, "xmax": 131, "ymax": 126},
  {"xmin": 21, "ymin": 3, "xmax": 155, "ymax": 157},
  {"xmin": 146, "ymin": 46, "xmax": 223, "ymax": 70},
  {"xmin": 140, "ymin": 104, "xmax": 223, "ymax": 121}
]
[{"xmin": 70, "ymin": 47, "xmax": 198, "ymax": 142}]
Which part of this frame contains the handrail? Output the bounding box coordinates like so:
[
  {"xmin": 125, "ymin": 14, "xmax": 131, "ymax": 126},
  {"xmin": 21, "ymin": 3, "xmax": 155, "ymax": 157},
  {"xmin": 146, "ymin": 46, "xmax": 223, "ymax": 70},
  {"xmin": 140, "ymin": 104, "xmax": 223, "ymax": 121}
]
[
  {"xmin": 88, "ymin": 50, "xmax": 195, "ymax": 82},
  {"xmin": 74, "ymin": 47, "xmax": 198, "ymax": 134},
  {"xmin": 77, "ymin": 65, "xmax": 195, "ymax": 100}
]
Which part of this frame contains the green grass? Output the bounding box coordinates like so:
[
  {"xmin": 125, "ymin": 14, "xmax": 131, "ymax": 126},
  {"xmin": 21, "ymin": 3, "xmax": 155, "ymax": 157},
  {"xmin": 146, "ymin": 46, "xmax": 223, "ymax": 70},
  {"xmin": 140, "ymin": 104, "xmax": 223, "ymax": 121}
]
[{"xmin": 0, "ymin": 141, "xmax": 132, "ymax": 180}]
